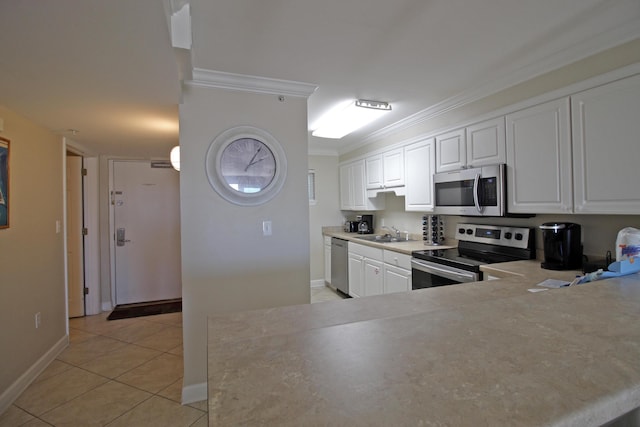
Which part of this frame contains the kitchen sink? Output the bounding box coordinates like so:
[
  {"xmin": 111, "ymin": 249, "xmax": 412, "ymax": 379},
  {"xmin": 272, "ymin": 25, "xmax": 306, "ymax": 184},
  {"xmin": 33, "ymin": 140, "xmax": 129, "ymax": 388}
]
[{"xmin": 354, "ymin": 234, "xmax": 416, "ymax": 243}]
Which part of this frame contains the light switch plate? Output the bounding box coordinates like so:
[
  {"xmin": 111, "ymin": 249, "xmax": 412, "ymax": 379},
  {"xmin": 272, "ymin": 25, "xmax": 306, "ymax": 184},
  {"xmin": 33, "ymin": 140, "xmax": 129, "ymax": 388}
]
[{"xmin": 262, "ymin": 220, "xmax": 272, "ymax": 236}]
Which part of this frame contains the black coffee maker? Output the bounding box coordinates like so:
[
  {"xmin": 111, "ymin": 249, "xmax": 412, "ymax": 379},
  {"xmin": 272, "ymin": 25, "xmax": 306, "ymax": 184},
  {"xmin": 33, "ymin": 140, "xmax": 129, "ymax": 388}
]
[
  {"xmin": 539, "ymin": 222, "xmax": 582, "ymax": 270},
  {"xmin": 358, "ymin": 214, "xmax": 374, "ymax": 234}
]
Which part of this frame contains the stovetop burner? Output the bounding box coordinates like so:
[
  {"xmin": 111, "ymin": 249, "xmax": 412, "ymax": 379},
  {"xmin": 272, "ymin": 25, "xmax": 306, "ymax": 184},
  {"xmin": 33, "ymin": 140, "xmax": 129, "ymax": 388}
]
[{"xmin": 412, "ymin": 223, "xmax": 535, "ymax": 273}]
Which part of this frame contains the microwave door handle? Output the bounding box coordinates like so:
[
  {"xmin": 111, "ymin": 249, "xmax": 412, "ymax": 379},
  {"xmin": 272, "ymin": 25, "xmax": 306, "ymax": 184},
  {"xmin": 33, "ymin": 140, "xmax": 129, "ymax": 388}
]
[{"xmin": 473, "ymin": 173, "xmax": 484, "ymax": 213}]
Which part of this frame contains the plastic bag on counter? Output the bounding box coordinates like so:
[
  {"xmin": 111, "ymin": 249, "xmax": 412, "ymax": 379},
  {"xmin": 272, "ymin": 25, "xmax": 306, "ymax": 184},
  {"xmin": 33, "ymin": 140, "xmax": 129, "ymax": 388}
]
[{"xmin": 616, "ymin": 227, "xmax": 640, "ymax": 261}]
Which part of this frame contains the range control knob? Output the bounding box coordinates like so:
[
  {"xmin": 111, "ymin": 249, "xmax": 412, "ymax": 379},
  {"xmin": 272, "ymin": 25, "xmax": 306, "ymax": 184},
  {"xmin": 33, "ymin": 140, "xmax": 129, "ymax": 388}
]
[
  {"xmin": 466, "ymin": 228, "xmax": 473, "ymax": 235},
  {"xmin": 515, "ymin": 233, "xmax": 524, "ymax": 241},
  {"xmin": 458, "ymin": 228, "xmax": 465, "ymax": 234},
  {"xmin": 504, "ymin": 232, "xmax": 513, "ymax": 239}
]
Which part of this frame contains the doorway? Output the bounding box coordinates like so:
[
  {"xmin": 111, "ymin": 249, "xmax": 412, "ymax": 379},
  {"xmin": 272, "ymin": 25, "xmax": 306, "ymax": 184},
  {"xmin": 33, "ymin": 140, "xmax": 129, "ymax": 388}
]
[{"xmin": 110, "ymin": 160, "xmax": 181, "ymax": 305}]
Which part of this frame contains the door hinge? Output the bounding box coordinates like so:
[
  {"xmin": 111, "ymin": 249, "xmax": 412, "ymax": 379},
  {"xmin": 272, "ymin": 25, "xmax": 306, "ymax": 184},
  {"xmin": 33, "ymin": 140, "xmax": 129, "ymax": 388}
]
[
  {"xmin": 84, "ymin": 287, "xmax": 89, "ymax": 295},
  {"xmin": 82, "ymin": 228, "xmax": 88, "ymax": 236},
  {"xmin": 81, "ymin": 168, "xmax": 87, "ymax": 176}
]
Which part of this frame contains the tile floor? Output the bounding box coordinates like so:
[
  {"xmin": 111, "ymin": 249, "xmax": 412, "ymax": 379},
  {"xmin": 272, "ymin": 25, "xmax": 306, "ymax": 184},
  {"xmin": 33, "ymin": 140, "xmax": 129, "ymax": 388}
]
[{"xmin": 1, "ymin": 286, "xmax": 345, "ymax": 426}]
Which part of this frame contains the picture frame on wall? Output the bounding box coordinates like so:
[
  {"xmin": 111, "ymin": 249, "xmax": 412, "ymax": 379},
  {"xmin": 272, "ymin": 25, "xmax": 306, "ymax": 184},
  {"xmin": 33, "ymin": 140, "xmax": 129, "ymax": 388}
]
[{"xmin": 0, "ymin": 137, "xmax": 9, "ymax": 229}]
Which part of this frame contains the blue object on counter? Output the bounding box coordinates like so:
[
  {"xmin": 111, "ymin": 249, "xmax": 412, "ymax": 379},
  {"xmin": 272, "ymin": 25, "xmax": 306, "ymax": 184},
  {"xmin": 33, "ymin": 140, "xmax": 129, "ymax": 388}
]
[
  {"xmin": 573, "ymin": 258, "xmax": 640, "ymax": 284},
  {"xmin": 608, "ymin": 258, "xmax": 640, "ymax": 274}
]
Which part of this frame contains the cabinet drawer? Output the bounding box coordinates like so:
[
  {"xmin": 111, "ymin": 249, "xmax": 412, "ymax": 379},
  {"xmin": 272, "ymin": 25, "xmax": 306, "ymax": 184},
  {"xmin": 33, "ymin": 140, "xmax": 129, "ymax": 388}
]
[
  {"xmin": 348, "ymin": 242, "xmax": 383, "ymax": 260},
  {"xmin": 383, "ymin": 250, "xmax": 412, "ymax": 270}
]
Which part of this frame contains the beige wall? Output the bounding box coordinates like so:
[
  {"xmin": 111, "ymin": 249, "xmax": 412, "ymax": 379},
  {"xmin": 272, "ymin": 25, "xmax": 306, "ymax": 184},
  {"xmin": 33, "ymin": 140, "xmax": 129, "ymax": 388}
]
[
  {"xmin": 308, "ymin": 155, "xmax": 344, "ymax": 282},
  {"xmin": 0, "ymin": 106, "xmax": 66, "ymax": 398},
  {"xmin": 179, "ymin": 85, "xmax": 311, "ymax": 391}
]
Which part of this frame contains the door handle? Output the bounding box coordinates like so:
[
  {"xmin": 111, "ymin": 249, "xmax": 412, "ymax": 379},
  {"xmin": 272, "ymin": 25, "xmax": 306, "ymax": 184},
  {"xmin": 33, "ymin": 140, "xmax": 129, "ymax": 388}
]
[{"xmin": 116, "ymin": 228, "xmax": 131, "ymax": 246}]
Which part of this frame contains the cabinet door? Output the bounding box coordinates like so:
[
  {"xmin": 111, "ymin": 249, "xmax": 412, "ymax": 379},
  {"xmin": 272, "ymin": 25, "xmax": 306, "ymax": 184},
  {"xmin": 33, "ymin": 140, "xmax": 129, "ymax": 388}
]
[
  {"xmin": 348, "ymin": 253, "xmax": 363, "ymax": 298},
  {"xmin": 339, "ymin": 163, "xmax": 352, "ymax": 210},
  {"xmin": 506, "ymin": 98, "xmax": 573, "ymax": 214},
  {"xmin": 466, "ymin": 117, "xmax": 506, "ymax": 167},
  {"xmin": 364, "ymin": 258, "xmax": 384, "ymax": 297},
  {"xmin": 351, "ymin": 160, "xmax": 368, "ymax": 210},
  {"xmin": 572, "ymin": 74, "xmax": 640, "ymax": 214},
  {"xmin": 405, "ymin": 138, "xmax": 435, "ymax": 212},
  {"xmin": 324, "ymin": 244, "xmax": 331, "ymax": 285},
  {"xmin": 383, "ymin": 264, "xmax": 411, "ymax": 294},
  {"xmin": 365, "ymin": 154, "xmax": 384, "ymax": 189},
  {"xmin": 436, "ymin": 128, "xmax": 466, "ymax": 172},
  {"xmin": 383, "ymin": 148, "xmax": 405, "ymax": 188}
]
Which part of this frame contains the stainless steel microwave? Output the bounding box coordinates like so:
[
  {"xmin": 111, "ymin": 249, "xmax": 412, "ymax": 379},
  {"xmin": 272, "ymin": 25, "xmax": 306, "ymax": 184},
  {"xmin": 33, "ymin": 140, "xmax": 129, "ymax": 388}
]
[{"xmin": 433, "ymin": 164, "xmax": 506, "ymax": 216}]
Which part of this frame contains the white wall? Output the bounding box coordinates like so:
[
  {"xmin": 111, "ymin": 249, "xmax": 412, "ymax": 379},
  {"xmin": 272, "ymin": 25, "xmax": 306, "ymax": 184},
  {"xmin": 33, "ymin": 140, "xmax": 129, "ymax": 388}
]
[
  {"xmin": 179, "ymin": 84, "xmax": 311, "ymax": 397},
  {"xmin": 308, "ymin": 155, "xmax": 344, "ymax": 283}
]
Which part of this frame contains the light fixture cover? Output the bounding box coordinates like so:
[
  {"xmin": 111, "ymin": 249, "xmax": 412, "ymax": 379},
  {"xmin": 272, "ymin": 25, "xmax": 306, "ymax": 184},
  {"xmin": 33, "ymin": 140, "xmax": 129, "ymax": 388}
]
[
  {"xmin": 311, "ymin": 99, "xmax": 391, "ymax": 139},
  {"xmin": 170, "ymin": 146, "xmax": 180, "ymax": 171}
]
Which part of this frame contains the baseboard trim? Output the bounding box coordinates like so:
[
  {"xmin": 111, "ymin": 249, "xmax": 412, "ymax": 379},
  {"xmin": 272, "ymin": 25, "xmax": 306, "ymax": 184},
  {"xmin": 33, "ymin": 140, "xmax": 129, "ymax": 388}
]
[
  {"xmin": 101, "ymin": 301, "xmax": 113, "ymax": 312},
  {"xmin": 182, "ymin": 382, "xmax": 207, "ymax": 405},
  {"xmin": 310, "ymin": 279, "xmax": 326, "ymax": 288},
  {"xmin": 0, "ymin": 335, "xmax": 69, "ymax": 414}
]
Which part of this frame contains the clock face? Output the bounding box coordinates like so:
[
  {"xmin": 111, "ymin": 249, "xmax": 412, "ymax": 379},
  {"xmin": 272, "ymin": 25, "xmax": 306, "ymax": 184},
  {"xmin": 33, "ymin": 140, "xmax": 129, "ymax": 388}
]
[
  {"xmin": 220, "ymin": 138, "xmax": 276, "ymax": 194},
  {"xmin": 206, "ymin": 126, "xmax": 287, "ymax": 206}
]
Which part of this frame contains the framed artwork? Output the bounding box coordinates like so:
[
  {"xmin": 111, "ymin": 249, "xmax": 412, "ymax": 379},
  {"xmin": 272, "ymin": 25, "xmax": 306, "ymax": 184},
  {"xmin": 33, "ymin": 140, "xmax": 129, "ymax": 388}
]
[{"xmin": 0, "ymin": 137, "xmax": 9, "ymax": 229}]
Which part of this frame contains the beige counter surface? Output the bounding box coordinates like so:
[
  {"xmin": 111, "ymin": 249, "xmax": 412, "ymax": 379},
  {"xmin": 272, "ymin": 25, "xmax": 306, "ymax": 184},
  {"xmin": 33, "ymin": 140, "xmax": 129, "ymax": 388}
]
[
  {"xmin": 481, "ymin": 259, "xmax": 583, "ymax": 282},
  {"xmin": 323, "ymin": 228, "xmax": 456, "ymax": 254},
  {"xmin": 208, "ymin": 269, "xmax": 640, "ymax": 426}
]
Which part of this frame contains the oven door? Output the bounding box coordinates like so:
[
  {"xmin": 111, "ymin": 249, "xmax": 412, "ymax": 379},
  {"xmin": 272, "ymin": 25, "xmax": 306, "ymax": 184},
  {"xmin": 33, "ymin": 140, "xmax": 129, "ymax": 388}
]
[{"xmin": 411, "ymin": 258, "xmax": 481, "ymax": 290}]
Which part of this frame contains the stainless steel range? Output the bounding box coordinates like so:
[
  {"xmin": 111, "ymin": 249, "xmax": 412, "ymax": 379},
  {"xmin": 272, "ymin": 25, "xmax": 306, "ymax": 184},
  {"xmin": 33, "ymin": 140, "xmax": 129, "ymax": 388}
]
[{"xmin": 411, "ymin": 223, "xmax": 535, "ymax": 289}]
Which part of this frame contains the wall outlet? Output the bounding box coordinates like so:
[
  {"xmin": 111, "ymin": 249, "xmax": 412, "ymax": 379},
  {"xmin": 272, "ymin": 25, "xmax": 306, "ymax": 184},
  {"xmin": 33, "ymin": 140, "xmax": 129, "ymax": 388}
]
[
  {"xmin": 35, "ymin": 312, "xmax": 41, "ymax": 329},
  {"xmin": 262, "ymin": 220, "xmax": 272, "ymax": 236}
]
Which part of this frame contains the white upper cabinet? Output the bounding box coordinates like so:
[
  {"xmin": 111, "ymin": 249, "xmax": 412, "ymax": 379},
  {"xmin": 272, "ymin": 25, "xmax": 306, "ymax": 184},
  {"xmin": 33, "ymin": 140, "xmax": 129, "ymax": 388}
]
[
  {"xmin": 404, "ymin": 138, "xmax": 435, "ymax": 212},
  {"xmin": 435, "ymin": 128, "xmax": 466, "ymax": 172},
  {"xmin": 436, "ymin": 118, "xmax": 505, "ymax": 172},
  {"xmin": 571, "ymin": 74, "xmax": 640, "ymax": 214},
  {"xmin": 340, "ymin": 159, "xmax": 385, "ymax": 211},
  {"xmin": 506, "ymin": 98, "xmax": 573, "ymax": 214},
  {"xmin": 466, "ymin": 117, "xmax": 506, "ymax": 167},
  {"xmin": 366, "ymin": 148, "xmax": 405, "ymax": 189}
]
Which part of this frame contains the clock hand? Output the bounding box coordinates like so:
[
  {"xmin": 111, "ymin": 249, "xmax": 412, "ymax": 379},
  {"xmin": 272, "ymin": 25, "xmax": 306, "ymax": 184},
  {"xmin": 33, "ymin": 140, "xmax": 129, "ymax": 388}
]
[{"xmin": 244, "ymin": 147, "xmax": 261, "ymax": 172}]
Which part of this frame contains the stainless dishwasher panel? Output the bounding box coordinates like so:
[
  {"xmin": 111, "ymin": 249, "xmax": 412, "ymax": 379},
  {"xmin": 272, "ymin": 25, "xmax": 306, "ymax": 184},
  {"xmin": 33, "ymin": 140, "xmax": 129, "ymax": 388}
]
[{"xmin": 330, "ymin": 238, "xmax": 349, "ymax": 295}]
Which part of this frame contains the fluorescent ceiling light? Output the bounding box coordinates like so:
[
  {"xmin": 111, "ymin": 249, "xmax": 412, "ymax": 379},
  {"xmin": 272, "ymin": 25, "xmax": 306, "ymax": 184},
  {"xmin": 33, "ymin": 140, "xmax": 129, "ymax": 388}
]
[{"xmin": 311, "ymin": 99, "xmax": 391, "ymax": 139}]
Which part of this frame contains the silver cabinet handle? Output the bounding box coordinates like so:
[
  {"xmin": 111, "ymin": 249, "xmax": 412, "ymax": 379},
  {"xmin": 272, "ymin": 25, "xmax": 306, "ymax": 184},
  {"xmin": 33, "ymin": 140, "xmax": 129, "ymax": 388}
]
[{"xmin": 411, "ymin": 259, "xmax": 478, "ymax": 282}]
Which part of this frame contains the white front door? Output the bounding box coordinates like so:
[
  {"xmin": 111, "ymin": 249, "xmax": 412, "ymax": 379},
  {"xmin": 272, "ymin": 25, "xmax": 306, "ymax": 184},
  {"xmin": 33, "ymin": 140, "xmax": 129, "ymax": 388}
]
[{"xmin": 112, "ymin": 160, "xmax": 181, "ymax": 305}]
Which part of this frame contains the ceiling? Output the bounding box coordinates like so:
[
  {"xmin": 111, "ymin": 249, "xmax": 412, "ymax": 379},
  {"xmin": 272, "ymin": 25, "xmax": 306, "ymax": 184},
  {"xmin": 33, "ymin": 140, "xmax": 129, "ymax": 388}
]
[{"xmin": 1, "ymin": 0, "xmax": 638, "ymax": 158}]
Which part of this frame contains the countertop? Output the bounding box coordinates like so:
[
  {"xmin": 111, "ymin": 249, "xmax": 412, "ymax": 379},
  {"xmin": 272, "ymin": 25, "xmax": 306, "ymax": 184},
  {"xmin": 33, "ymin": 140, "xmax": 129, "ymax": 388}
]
[
  {"xmin": 323, "ymin": 228, "xmax": 456, "ymax": 254},
  {"xmin": 208, "ymin": 263, "xmax": 640, "ymax": 426}
]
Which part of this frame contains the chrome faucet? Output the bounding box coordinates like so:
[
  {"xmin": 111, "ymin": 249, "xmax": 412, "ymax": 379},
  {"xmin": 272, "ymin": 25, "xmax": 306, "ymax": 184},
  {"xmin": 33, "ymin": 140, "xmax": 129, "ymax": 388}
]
[{"xmin": 382, "ymin": 225, "xmax": 401, "ymax": 240}]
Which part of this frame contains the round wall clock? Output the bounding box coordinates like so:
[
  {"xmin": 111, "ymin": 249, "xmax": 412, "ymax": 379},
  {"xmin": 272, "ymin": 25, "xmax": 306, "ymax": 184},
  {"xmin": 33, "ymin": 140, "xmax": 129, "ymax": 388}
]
[{"xmin": 205, "ymin": 126, "xmax": 287, "ymax": 206}]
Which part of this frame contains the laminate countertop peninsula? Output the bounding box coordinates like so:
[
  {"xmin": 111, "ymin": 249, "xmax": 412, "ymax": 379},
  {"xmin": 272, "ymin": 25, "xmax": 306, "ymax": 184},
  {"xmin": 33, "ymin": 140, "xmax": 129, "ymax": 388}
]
[{"xmin": 207, "ymin": 261, "xmax": 640, "ymax": 426}]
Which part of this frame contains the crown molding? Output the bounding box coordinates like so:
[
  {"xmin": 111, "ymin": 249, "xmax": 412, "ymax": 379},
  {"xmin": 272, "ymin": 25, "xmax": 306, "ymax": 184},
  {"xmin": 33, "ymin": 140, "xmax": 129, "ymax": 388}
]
[
  {"xmin": 188, "ymin": 68, "xmax": 318, "ymax": 98},
  {"xmin": 359, "ymin": 21, "xmax": 640, "ymax": 148}
]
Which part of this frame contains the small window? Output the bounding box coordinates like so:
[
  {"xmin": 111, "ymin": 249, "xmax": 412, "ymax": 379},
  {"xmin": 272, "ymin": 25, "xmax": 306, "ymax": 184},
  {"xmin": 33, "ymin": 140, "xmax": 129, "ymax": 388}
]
[{"xmin": 308, "ymin": 170, "xmax": 316, "ymax": 205}]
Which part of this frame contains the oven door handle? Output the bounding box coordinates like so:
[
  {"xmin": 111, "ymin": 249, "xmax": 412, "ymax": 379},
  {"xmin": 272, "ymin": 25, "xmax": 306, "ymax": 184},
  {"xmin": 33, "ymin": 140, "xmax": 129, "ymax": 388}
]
[
  {"xmin": 411, "ymin": 259, "xmax": 479, "ymax": 283},
  {"xmin": 473, "ymin": 173, "xmax": 484, "ymax": 214}
]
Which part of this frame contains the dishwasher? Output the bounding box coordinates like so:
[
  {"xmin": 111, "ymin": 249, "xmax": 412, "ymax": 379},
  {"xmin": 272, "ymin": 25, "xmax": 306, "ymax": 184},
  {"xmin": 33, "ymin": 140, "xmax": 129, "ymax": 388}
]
[{"xmin": 330, "ymin": 238, "xmax": 349, "ymax": 295}]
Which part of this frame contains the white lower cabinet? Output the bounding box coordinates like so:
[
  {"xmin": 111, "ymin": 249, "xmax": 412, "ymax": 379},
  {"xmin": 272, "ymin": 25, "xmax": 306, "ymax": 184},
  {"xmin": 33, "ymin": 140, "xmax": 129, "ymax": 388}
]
[
  {"xmin": 348, "ymin": 242, "xmax": 411, "ymax": 297},
  {"xmin": 324, "ymin": 236, "xmax": 331, "ymax": 284}
]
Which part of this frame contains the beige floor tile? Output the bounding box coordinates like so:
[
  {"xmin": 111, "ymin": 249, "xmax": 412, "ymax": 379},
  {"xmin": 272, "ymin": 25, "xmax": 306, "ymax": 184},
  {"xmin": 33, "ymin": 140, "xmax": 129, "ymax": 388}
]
[
  {"xmin": 13, "ymin": 366, "xmax": 108, "ymax": 416},
  {"xmin": 102, "ymin": 320, "xmax": 169, "ymax": 343},
  {"xmin": 191, "ymin": 414, "xmax": 209, "ymax": 427},
  {"xmin": 32, "ymin": 360, "xmax": 73, "ymax": 384},
  {"xmin": 187, "ymin": 400, "xmax": 208, "ymax": 412},
  {"xmin": 0, "ymin": 405, "xmax": 35, "ymax": 426},
  {"xmin": 135, "ymin": 325, "xmax": 182, "ymax": 351},
  {"xmin": 105, "ymin": 396, "xmax": 204, "ymax": 427},
  {"xmin": 144, "ymin": 311, "xmax": 182, "ymax": 326},
  {"xmin": 68, "ymin": 327, "xmax": 97, "ymax": 344},
  {"xmin": 167, "ymin": 344, "xmax": 183, "ymax": 356},
  {"xmin": 157, "ymin": 377, "xmax": 183, "ymax": 403},
  {"xmin": 69, "ymin": 313, "xmax": 138, "ymax": 335},
  {"xmin": 116, "ymin": 353, "xmax": 183, "ymax": 394},
  {"xmin": 40, "ymin": 380, "xmax": 151, "ymax": 427},
  {"xmin": 80, "ymin": 344, "xmax": 161, "ymax": 378},
  {"xmin": 310, "ymin": 286, "xmax": 346, "ymax": 303},
  {"xmin": 20, "ymin": 419, "xmax": 51, "ymax": 427},
  {"xmin": 56, "ymin": 335, "xmax": 129, "ymax": 366}
]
